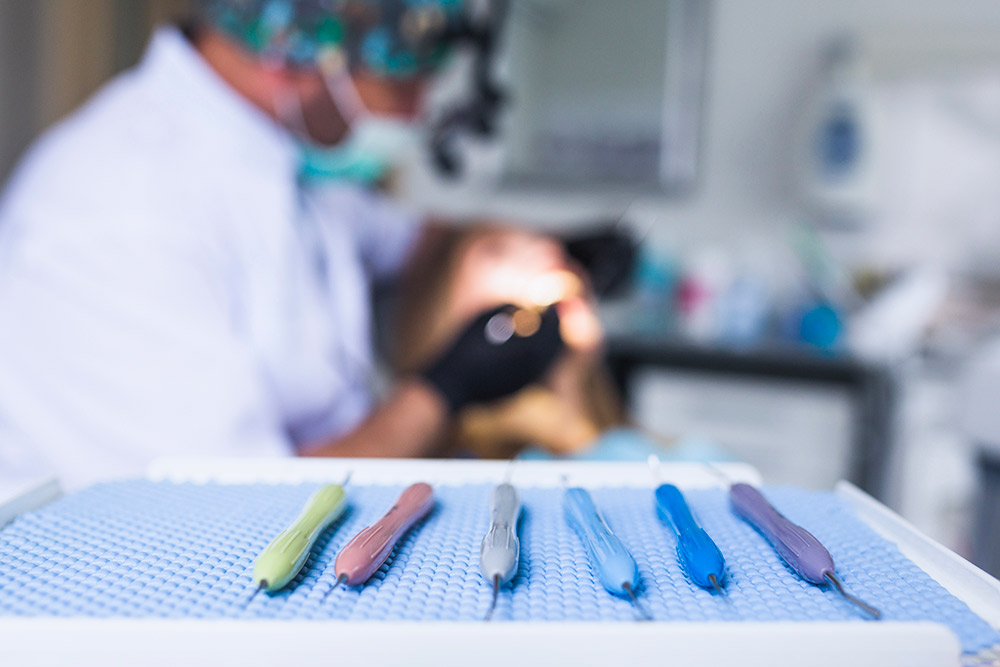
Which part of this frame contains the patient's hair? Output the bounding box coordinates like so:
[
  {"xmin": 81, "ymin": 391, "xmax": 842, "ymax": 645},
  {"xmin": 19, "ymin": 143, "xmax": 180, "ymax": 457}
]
[{"xmin": 391, "ymin": 226, "xmax": 624, "ymax": 459}]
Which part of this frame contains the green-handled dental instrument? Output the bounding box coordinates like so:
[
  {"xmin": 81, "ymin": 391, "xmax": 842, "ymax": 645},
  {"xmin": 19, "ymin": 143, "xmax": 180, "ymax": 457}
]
[{"xmin": 248, "ymin": 478, "xmax": 350, "ymax": 601}]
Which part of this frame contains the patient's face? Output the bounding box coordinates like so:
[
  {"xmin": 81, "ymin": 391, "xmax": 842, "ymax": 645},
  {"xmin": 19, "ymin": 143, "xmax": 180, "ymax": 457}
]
[
  {"xmin": 451, "ymin": 227, "xmax": 569, "ymax": 313},
  {"xmin": 449, "ymin": 227, "xmax": 603, "ymax": 352}
]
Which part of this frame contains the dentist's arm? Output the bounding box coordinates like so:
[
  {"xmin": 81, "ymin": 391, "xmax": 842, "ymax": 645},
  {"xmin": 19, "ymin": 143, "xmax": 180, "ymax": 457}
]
[
  {"xmin": 300, "ymin": 379, "xmax": 448, "ymax": 458},
  {"xmin": 302, "ymin": 304, "xmax": 564, "ymax": 458}
]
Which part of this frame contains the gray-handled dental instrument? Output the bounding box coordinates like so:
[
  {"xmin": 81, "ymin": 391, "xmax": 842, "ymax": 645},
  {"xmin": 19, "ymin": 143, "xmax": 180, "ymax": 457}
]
[{"xmin": 480, "ymin": 480, "xmax": 521, "ymax": 620}]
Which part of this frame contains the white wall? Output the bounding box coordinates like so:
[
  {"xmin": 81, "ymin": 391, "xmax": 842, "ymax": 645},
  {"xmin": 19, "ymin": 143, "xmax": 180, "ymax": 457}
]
[{"xmin": 405, "ymin": 0, "xmax": 1000, "ymax": 257}]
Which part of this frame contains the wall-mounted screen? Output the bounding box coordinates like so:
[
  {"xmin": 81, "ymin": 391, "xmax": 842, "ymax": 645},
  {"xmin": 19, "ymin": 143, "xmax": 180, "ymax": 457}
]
[{"xmin": 499, "ymin": 0, "xmax": 710, "ymax": 194}]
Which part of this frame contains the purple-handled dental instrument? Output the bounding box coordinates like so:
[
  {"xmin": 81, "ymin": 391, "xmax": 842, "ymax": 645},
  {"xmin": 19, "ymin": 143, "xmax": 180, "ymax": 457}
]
[{"xmin": 711, "ymin": 466, "xmax": 881, "ymax": 619}]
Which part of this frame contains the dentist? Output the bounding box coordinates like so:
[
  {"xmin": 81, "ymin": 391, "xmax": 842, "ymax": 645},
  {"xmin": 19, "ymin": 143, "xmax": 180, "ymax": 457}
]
[{"xmin": 0, "ymin": 0, "xmax": 567, "ymax": 489}]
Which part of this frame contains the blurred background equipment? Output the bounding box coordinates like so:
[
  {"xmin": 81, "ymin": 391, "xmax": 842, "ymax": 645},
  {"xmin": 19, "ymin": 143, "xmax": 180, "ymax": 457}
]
[
  {"xmin": 962, "ymin": 343, "xmax": 1000, "ymax": 579},
  {"xmin": 427, "ymin": 0, "xmax": 510, "ymax": 176},
  {"xmin": 797, "ymin": 35, "xmax": 879, "ymax": 228},
  {"xmin": 561, "ymin": 222, "xmax": 639, "ymax": 299},
  {"xmin": 5, "ymin": 0, "xmax": 1000, "ymax": 580},
  {"xmin": 495, "ymin": 0, "xmax": 708, "ymax": 193}
]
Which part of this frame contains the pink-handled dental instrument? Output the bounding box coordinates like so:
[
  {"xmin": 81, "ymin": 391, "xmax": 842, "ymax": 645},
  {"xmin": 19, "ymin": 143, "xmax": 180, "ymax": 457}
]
[{"xmin": 325, "ymin": 482, "xmax": 435, "ymax": 598}]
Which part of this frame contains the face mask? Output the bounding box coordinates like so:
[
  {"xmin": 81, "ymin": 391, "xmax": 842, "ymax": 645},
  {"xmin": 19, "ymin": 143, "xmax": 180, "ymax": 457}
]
[{"xmin": 297, "ymin": 115, "xmax": 422, "ymax": 185}]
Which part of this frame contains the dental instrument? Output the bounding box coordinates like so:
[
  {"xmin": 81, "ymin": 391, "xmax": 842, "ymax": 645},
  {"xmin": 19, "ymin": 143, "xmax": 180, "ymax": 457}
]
[
  {"xmin": 480, "ymin": 477, "xmax": 521, "ymax": 621},
  {"xmin": 249, "ymin": 478, "xmax": 350, "ymax": 601},
  {"xmin": 648, "ymin": 456, "xmax": 726, "ymax": 593},
  {"xmin": 562, "ymin": 480, "xmax": 651, "ymax": 621},
  {"xmin": 709, "ymin": 465, "xmax": 881, "ymax": 619},
  {"xmin": 326, "ymin": 482, "xmax": 435, "ymax": 597}
]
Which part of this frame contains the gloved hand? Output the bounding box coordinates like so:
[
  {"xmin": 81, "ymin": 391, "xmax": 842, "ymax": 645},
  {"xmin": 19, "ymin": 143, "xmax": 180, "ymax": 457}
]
[{"xmin": 419, "ymin": 304, "xmax": 564, "ymax": 413}]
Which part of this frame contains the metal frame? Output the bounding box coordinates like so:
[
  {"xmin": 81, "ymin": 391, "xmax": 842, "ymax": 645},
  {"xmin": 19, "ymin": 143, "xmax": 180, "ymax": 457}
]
[
  {"xmin": 604, "ymin": 334, "xmax": 899, "ymax": 501},
  {"xmin": 498, "ymin": 0, "xmax": 711, "ymax": 195}
]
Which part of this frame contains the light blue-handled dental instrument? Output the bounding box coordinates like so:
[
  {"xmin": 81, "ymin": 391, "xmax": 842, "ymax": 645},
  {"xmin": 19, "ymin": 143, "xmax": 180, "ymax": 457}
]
[
  {"xmin": 649, "ymin": 455, "xmax": 726, "ymax": 594},
  {"xmin": 562, "ymin": 480, "xmax": 651, "ymax": 620}
]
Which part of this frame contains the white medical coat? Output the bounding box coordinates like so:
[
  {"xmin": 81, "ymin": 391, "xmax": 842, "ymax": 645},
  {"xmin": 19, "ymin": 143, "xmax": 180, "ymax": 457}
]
[{"xmin": 0, "ymin": 28, "xmax": 421, "ymax": 490}]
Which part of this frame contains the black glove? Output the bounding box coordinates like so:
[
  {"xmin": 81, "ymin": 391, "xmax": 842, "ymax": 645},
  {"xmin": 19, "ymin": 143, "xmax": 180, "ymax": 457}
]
[{"xmin": 419, "ymin": 304, "xmax": 564, "ymax": 413}]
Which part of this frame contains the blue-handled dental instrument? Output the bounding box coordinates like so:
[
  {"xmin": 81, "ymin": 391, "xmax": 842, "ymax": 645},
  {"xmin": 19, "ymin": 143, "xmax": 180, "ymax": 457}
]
[
  {"xmin": 649, "ymin": 455, "xmax": 726, "ymax": 594},
  {"xmin": 562, "ymin": 478, "xmax": 651, "ymax": 621}
]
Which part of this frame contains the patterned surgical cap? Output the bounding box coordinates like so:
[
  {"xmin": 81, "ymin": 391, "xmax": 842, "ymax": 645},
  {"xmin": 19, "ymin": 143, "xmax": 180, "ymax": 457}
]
[{"xmin": 199, "ymin": 0, "xmax": 463, "ymax": 77}]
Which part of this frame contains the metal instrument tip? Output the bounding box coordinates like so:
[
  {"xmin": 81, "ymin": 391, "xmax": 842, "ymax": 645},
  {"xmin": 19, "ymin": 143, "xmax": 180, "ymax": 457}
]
[
  {"xmin": 245, "ymin": 581, "xmax": 265, "ymax": 608},
  {"xmin": 824, "ymin": 572, "xmax": 881, "ymax": 620},
  {"xmin": 623, "ymin": 582, "xmax": 653, "ymax": 622},
  {"xmin": 323, "ymin": 574, "xmax": 348, "ymax": 603},
  {"xmin": 708, "ymin": 573, "xmax": 725, "ymax": 596},
  {"xmin": 484, "ymin": 575, "xmax": 500, "ymax": 621}
]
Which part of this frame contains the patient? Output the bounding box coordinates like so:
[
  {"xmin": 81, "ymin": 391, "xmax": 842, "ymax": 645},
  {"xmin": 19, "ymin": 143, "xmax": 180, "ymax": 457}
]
[{"xmin": 393, "ymin": 224, "xmax": 625, "ymax": 459}]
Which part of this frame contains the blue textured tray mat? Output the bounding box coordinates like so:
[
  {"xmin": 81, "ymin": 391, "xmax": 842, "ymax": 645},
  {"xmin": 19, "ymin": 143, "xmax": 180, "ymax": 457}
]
[{"xmin": 0, "ymin": 481, "xmax": 997, "ymax": 655}]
